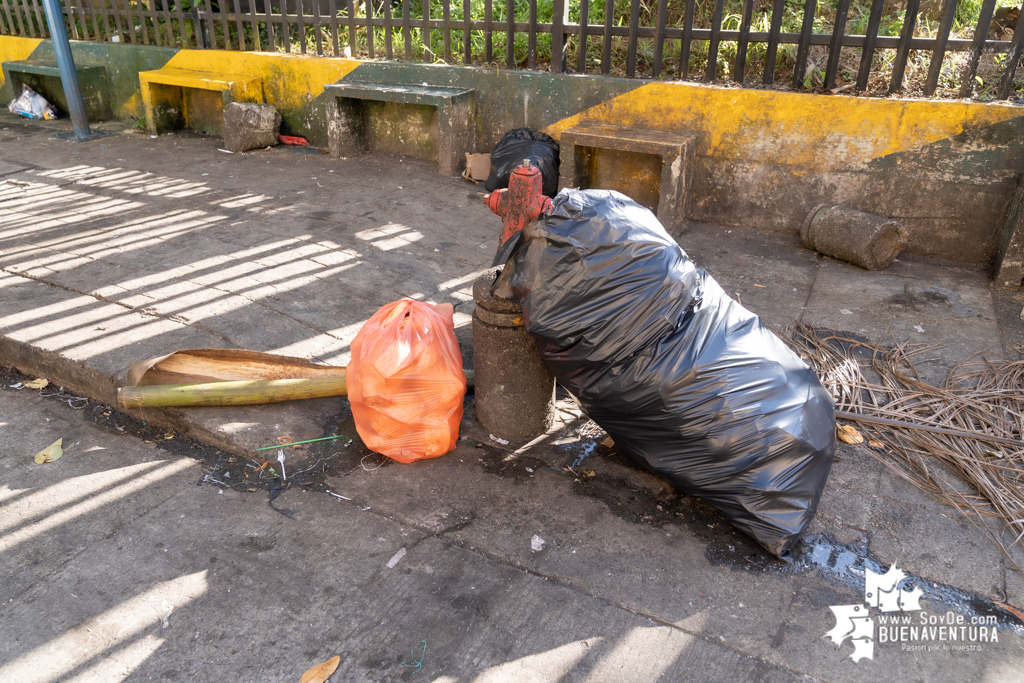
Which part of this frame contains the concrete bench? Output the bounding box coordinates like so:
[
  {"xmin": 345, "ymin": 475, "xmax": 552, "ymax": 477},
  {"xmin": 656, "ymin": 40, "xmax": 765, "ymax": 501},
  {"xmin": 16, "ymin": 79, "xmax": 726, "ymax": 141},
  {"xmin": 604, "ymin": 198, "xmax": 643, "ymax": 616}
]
[
  {"xmin": 1, "ymin": 60, "xmax": 111, "ymax": 121},
  {"xmin": 559, "ymin": 123, "xmax": 696, "ymax": 232},
  {"xmin": 139, "ymin": 67, "xmax": 263, "ymax": 136},
  {"xmin": 323, "ymin": 81, "xmax": 475, "ymax": 176}
]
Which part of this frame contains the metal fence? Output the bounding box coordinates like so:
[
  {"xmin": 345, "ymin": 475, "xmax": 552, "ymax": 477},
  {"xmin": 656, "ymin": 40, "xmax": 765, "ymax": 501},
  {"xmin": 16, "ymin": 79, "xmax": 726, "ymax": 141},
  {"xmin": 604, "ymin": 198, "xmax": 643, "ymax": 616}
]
[{"xmin": 2, "ymin": 0, "xmax": 1022, "ymax": 99}]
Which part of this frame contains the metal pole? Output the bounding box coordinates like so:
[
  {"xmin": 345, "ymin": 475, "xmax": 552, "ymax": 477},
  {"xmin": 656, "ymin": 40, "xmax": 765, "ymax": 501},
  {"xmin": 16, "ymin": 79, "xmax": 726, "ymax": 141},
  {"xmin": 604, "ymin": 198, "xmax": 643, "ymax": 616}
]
[{"xmin": 40, "ymin": 0, "xmax": 91, "ymax": 138}]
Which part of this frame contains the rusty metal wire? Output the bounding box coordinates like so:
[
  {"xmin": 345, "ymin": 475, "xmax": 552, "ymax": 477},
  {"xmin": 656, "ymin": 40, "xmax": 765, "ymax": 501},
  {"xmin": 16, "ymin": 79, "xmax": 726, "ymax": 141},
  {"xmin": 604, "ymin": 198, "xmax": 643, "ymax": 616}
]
[{"xmin": 780, "ymin": 322, "xmax": 1024, "ymax": 573}]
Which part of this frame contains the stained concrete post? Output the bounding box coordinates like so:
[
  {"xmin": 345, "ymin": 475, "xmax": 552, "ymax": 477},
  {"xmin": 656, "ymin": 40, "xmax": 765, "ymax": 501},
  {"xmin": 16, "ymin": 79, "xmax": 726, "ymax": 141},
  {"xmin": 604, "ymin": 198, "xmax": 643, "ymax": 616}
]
[
  {"xmin": 472, "ymin": 267, "xmax": 555, "ymax": 441},
  {"xmin": 802, "ymin": 205, "xmax": 907, "ymax": 271}
]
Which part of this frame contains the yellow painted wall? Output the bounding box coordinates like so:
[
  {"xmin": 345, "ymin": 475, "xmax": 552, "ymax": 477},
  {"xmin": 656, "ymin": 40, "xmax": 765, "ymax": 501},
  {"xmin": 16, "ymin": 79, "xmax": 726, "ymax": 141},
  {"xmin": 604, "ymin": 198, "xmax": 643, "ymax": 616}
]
[
  {"xmin": 162, "ymin": 50, "xmax": 360, "ymax": 116},
  {"xmin": 0, "ymin": 37, "xmax": 44, "ymax": 90},
  {"xmin": 544, "ymin": 81, "xmax": 1023, "ymax": 174}
]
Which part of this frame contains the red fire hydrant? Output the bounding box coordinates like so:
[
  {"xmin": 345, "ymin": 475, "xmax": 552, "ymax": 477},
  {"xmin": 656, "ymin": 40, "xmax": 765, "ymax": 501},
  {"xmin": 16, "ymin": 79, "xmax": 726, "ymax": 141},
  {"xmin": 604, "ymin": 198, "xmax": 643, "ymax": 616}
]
[{"xmin": 484, "ymin": 160, "xmax": 553, "ymax": 246}]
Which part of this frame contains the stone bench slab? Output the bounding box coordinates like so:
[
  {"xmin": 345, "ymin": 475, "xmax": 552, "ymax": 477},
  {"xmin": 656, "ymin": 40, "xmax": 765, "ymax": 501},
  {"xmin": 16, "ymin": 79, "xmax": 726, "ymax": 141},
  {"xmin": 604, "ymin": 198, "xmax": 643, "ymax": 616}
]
[
  {"xmin": 139, "ymin": 67, "xmax": 263, "ymax": 135},
  {"xmin": 1, "ymin": 59, "xmax": 111, "ymax": 121},
  {"xmin": 559, "ymin": 122, "xmax": 696, "ymax": 232},
  {"xmin": 324, "ymin": 81, "xmax": 476, "ymax": 176}
]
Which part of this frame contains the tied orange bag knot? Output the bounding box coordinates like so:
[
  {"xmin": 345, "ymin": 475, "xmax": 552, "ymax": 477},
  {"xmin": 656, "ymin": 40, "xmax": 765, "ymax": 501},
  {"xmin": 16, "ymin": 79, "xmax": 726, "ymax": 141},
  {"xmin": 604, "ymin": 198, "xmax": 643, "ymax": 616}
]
[{"xmin": 347, "ymin": 300, "xmax": 466, "ymax": 463}]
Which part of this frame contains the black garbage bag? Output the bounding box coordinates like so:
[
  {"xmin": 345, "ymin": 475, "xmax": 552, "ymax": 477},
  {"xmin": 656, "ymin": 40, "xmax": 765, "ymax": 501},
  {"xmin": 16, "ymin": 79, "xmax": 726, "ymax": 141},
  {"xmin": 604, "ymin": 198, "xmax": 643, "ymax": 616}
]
[
  {"xmin": 485, "ymin": 128, "xmax": 560, "ymax": 198},
  {"xmin": 500, "ymin": 189, "xmax": 836, "ymax": 557}
]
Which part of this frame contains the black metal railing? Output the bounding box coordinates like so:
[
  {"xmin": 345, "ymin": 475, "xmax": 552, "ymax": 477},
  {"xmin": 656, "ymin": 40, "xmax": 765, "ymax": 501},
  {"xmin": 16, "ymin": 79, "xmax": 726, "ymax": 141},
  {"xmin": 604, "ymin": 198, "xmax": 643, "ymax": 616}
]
[{"xmin": 1, "ymin": 0, "xmax": 1022, "ymax": 99}]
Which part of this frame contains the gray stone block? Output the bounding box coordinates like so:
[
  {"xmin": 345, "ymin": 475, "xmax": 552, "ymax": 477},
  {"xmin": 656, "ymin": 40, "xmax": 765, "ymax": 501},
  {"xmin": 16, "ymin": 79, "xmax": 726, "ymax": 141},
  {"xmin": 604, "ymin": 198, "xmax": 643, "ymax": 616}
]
[{"xmin": 222, "ymin": 102, "xmax": 281, "ymax": 153}]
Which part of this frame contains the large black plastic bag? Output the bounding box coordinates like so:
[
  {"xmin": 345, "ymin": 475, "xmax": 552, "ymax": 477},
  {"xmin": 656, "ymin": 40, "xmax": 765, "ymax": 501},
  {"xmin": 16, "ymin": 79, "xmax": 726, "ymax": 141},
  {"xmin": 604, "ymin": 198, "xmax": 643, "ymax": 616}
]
[
  {"xmin": 485, "ymin": 128, "xmax": 560, "ymax": 198},
  {"xmin": 502, "ymin": 189, "xmax": 836, "ymax": 557}
]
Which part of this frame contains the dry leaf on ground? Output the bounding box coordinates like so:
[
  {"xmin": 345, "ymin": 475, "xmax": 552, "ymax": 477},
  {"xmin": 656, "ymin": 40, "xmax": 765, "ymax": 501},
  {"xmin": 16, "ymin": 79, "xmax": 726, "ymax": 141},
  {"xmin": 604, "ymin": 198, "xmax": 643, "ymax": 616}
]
[
  {"xmin": 836, "ymin": 424, "xmax": 864, "ymax": 444},
  {"xmin": 23, "ymin": 378, "xmax": 48, "ymax": 389},
  {"xmin": 34, "ymin": 438, "xmax": 63, "ymax": 464},
  {"xmin": 299, "ymin": 655, "xmax": 340, "ymax": 683}
]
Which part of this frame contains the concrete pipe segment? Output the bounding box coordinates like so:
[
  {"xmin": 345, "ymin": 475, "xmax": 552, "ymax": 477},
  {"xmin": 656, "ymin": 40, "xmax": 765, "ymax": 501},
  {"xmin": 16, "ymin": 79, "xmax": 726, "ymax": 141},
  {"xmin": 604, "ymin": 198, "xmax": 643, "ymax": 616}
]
[
  {"xmin": 472, "ymin": 267, "xmax": 555, "ymax": 441},
  {"xmin": 802, "ymin": 205, "xmax": 908, "ymax": 270}
]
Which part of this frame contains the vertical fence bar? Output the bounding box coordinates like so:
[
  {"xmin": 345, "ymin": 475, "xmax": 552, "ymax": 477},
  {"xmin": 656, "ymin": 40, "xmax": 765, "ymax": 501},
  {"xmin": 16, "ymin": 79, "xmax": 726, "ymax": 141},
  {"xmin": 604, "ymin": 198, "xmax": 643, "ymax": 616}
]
[
  {"xmin": 527, "ymin": 0, "xmax": 536, "ymax": 69},
  {"xmin": 601, "ymin": 0, "xmax": 612, "ymax": 74},
  {"xmin": 824, "ymin": 0, "xmax": 850, "ymax": 88},
  {"xmin": 281, "ymin": 0, "xmax": 292, "ymax": 53},
  {"xmin": 13, "ymin": 0, "xmax": 28, "ymax": 33},
  {"xmin": 296, "ymin": 0, "xmax": 306, "ymax": 53},
  {"xmin": 9, "ymin": 0, "xmax": 26, "ymax": 36},
  {"xmin": 462, "ymin": 0, "xmax": 470, "ymax": 64},
  {"xmin": 173, "ymin": 0, "xmax": 187, "ymax": 46},
  {"xmin": 998, "ymin": 10, "xmax": 1024, "ymax": 98},
  {"xmin": 1, "ymin": 0, "xmax": 17, "ymax": 36},
  {"xmin": 888, "ymin": 0, "xmax": 920, "ymax": 93},
  {"xmin": 313, "ymin": 0, "xmax": 323, "ymax": 55},
  {"xmin": 31, "ymin": 0, "xmax": 46, "ymax": 36},
  {"xmin": 327, "ymin": 0, "xmax": 338, "ymax": 54},
  {"xmin": 76, "ymin": 0, "xmax": 90, "ymax": 41},
  {"xmin": 203, "ymin": 0, "xmax": 217, "ymax": 48},
  {"xmin": 762, "ymin": 0, "xmax": 784, "ymax": 84},
  {"xmin": 403, "ymin": 0, "xmax": 412, "ymax": 59},
  {"xmin": 855, "ymin": 0, "xmax": 884, "ymax": 90},
  {"xmin": 66, "ymin": 0, "xmax": 80, "ymax": 40},
  {"xmin": 679, "ymin": 0, "xmax": 693, "ymax": 77},
  {"xmin": 551, "ymin": 0, "xmax": 565, "ymax": 72},
  {"xmin": 625, "ymin": 0, "xmax": 639, "ymax": 76},
  {"xmin": 124, "ymin": 0, "xmax": 139, "ymax": 43},
  {"xmin": 104, "ymin": 0, "xmax": 122, "ymax": 43},
  {"xmin": 733, "ymin": 0, "xmax": 754, "ymax": 82},
  {"xmin": 792, "ymin": 0, "xmax": 816, "ymax": 87},
  {"xmin": 135, "ymin": 0, "xmax": 148, "ymax": 43},
  {"xmin": 425, "ymin": 0, "xmax": 433, "ymax": 60},
  {"xmin": 231, "ymin": 0, "xmax": 245, "ymax": 49},
  {"xmin": 328, "ymin": 0, "xmax": 338, "ymax": 54},
  {"xmin": 192, "ymin": 4, "xmax": 204, "ymax": 46},
  {"xmin": 384, "ymin": 0, "xmax": 393, "ymax": 59},
  {"xmin": 505, "ymin": 0, "xmax": 513, "ymax": 67},
  {"xmin": 959, "ymin": 0, "xmax": 995, "ymax": 97},
  {"xmin": 365, "ymin": 0, "xmax": 374, "ymax": 58},
  {"xmin": 442, "ymin": 0, "xmax": 450, "ymax": 61},
  {"xmin": 923, "ymin": 0, "xmax": 958, "ymax": 95},
  {"xmin": 161, "ymin": 0, "xmax": 174, "ymax": 46},
  {"xmin": 85, "ymin": 0, "xmax": 101, "ymax": 41},
  {"xmin": 577, "ymin": 0, "xmax": 589, "ymax": 73},
  {"xmin": 652, "ymin": 0, "xmax": 666, "ymax": 77},
  {"xmin": 484, "ymin": 0, "xmax": 492, "ymax": 61},
  {"xmin": 264, "ymin": 0, "xmax": 275, "ymax": 52},
  {"xmin": 248, "ymin": 0, "xmax": 261, "ymax": 50},
  {"xmin": 347, "ymin": 0, "xmax": 355, "ymax": 55},
  {"xmin": 705, "ymin": 0, "xmax": 724, "ymax": 81},
  {"xmin": 218, "ymin": 0, "xmax": 230, "ymax": 48}
]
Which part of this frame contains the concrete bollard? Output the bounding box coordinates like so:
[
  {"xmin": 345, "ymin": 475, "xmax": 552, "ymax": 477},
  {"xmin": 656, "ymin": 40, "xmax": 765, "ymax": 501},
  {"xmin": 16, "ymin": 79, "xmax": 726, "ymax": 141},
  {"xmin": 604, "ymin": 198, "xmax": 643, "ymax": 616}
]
[
  {"xmin": 802, "ymin": 205, "xmax": 908, "ymax": 271},
  {"xmin": 472, "ymin": 267, "xmax": 555, "ymax": 441}
]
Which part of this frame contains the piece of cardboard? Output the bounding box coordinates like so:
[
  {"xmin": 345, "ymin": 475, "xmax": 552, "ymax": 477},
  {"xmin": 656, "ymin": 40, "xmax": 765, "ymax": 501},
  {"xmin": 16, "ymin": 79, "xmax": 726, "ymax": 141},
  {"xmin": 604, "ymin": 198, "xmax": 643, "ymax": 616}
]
[{"xmin": 463, "ymin": 153, "xmax": 491, "ymax": 183}]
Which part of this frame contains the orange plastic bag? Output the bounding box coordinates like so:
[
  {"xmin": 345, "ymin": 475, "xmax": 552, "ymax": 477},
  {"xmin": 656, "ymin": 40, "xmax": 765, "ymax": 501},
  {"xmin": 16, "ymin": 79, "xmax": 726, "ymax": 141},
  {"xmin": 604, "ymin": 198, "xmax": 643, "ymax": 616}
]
[{"xmin": 347, "ymin": 300, "xmax": 466, "ymax": 463}]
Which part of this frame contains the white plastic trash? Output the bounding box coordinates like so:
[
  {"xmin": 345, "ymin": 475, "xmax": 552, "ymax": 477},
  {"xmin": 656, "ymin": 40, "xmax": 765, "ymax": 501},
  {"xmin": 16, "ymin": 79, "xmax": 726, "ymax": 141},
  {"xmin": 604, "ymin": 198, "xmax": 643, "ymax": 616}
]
[{"xmin": 8, "ymin": 85, "xmax": 58, "ymax": 121}]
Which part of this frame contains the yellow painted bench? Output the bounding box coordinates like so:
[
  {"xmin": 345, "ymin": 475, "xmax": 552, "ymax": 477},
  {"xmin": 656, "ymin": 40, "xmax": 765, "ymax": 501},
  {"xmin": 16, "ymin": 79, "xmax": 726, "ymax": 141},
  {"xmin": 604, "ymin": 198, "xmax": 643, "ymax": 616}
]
[{"xmin": 139, "ymin": 67, "xmax": 263, "ymax": 136}]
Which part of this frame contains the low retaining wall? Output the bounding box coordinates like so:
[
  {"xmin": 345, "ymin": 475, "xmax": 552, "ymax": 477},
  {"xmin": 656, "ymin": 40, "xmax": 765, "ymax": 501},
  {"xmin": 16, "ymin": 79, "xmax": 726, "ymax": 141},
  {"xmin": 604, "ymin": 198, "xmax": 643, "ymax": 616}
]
[{"xmin": 3, "ymin": 35, "xmax": 1022, "ymax": 268}]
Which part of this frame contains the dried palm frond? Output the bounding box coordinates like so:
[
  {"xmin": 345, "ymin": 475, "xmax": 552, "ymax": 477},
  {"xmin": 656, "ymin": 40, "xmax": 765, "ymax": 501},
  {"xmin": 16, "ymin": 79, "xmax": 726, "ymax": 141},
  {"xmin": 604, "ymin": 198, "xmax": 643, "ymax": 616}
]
[{"xmin": 780, "ymin": 322, "xmax": 1024, "ymax": 573}]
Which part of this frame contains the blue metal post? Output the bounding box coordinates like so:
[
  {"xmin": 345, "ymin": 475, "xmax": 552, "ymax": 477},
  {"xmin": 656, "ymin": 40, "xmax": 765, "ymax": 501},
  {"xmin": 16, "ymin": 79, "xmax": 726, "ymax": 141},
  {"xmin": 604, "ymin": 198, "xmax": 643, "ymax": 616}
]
[{"xmin": 40, "ymin": 0, "xmax": 91, "ymax": 138}]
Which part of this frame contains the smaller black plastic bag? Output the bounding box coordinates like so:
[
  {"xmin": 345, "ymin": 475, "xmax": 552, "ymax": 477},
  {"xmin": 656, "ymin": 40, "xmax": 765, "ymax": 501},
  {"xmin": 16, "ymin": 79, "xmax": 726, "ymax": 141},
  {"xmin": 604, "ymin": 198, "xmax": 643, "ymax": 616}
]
[{"xmin": 485, "ymin": 128, "xmax": 560, "ymax": 198}]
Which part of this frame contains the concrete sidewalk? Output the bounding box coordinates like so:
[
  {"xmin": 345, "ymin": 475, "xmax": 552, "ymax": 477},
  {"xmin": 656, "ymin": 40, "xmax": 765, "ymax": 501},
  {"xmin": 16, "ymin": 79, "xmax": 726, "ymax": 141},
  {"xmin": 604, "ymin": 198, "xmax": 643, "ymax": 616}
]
[{"xmin": 2, "ymin": 110, "xmax": 1024, "ymax": 681}]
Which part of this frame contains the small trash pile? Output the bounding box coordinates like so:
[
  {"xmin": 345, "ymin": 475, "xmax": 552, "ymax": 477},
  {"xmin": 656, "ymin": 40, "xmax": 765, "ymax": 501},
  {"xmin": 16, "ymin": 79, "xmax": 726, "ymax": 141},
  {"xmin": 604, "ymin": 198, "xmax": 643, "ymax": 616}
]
[
  {"xmin": 485, "ymin": 128, "xmax": 560, "ymax": 198},
  {"xmin": 347, "ymin": 300, "xmax": 466, "ymax": 463},
  {"xmin": 496, "ymin": 189, "xmax": 836, "ymax": 557},
  {"xmin": 8, "ymin": 84, "xmax": 58, "ymax": 120}
]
